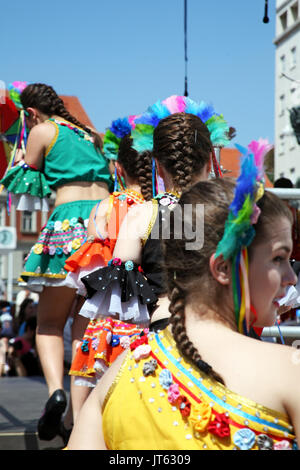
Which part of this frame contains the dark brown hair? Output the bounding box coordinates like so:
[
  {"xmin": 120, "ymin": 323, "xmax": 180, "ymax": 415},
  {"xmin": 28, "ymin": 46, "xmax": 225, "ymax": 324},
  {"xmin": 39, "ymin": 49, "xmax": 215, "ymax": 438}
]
[
  {"xmin": 163, "ymin": 178, "xmax": 293, "ymax": 385},
  {"xmin": 21, "ymin": 83, "xmax": 103, "ymax": 152},
  {"xmin": 118, "ymin": 135, "xmax": 153, "ymax": 201},
  {"xmin": 153, "ymin": 113, "xmax": 213, "ymax": 190}
]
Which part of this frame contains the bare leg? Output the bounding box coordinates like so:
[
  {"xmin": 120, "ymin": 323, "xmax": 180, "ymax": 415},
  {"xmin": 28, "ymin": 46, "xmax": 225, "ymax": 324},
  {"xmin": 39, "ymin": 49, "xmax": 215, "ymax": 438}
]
[
  {"xmin": 36, "ymin": 286, "xmax": 76, "ymax": 396},
  {"xmin": 68, "ymin": 296, "xmax": 92, "ymax": 425}
]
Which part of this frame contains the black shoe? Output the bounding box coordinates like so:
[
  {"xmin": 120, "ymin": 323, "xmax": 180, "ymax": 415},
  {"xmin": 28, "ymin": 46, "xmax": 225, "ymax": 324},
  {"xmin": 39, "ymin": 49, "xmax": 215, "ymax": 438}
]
[
  {"xmin": 37, "ymin": 389, "xmax": 67, "ymax": 441},
  {"xmin": 58, "ymin": 420, "xmax": 73, "ymax": 447}
]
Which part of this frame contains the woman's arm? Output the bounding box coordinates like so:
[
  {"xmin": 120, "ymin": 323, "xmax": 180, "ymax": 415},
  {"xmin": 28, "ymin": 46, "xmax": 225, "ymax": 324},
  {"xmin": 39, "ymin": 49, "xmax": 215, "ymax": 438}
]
[
  {"xmin": 67, "ymin": 351, "xmax": 127, "ymax": 450},
  {"xmin": 112, "ymin": 201, "xmax": 153, "ymax": 263},
  {"xmin": 24, "ymin": 122, "xmax": 56, "ymax": 170}
]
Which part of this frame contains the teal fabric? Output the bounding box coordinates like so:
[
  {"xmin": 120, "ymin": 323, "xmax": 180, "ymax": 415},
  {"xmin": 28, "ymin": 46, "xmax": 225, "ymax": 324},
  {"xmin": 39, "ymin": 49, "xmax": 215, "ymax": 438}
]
[
  {"xmin": 44, "ymin": 119, "xmax": 112, "ymax": 190},
  {"xmin": 0, "ymin": 164, "xmax": 51, "ymax": 198},
  {"xmin": 21, "ymin": 199, "xmax": 99, "ymax": 280}
]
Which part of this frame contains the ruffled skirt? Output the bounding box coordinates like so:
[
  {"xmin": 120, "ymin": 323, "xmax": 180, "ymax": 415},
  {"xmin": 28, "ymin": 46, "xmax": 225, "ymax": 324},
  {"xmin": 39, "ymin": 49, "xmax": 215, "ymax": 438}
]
[
  {"xmin": 20, "ymin": 199, "xmax": 99, "ymax": 288},
  {"xmin": 70, "ymin": 317, "xmax": 144, "ymax": 386}
]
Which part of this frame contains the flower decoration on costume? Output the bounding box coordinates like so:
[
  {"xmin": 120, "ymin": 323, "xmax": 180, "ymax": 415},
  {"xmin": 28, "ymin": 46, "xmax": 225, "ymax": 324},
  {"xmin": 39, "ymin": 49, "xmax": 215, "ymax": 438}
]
[
  {"xmin": 63, "ymin": 245, "xmax": 70, "ymax": 255},
  {"xmin": 49, "ymin": 245, "xmax": 56, "ymax": 256},
  {"xmin": 61, "ymin": 219, "xmax": 70, "ymax": 231},
  {"xmin": 257, "ymin": 434, "xmax": 274, "ymax": 450},
  {"xmin": 81, "ymin": 339, "xmax": 89, "ymax": 353},
  {"xmin": 178, "ymin": 396, "xmax": 191, "ymax": 418},
  {"xmin": 112, "ymin": 257, "xmax": 122, "ymax": 266},
  {"xmin": 125, "ymin": 260, "xmax": 134, "ymax": 271},
  {"xmin": 189, "ymin": 402, "xmax": 212, "ymax": 432},
  {"xmin": 42, "ymin": 246, "xmax": 49, "ymax": 255},
  {"xmin": 273, "ymin": 440, "xmax": 291, "ymax": 450},
  {"xmin": 159, "ymin": 369, "xmax": 173, "ymax": 390},
  {"xmin": 33, "ymin": 243, "xmax": 43, "ymax": 255},
  {"xmin": 133, "ymin": 344, "xmax": 151, "ymax": 361},
  {"xmin": 233, "ymin": 428, "xmax": 256, "ymax": 450},
  {"xmin": 143, "ymin": 359, "xmax": 158, "ymax": 376},
  {"xmin": 71, "ymin": 238, "xmax": 82, "ymax": 251},
  {"xmin": 54, "ymin": 220, "xmax": 62, "ymax": 231},
  {"xmin": 208, "ymin": 412, "xmax": 230, "ymax": 438},
  {"xmin": 167, "ymin": 383, "xmax": 180, "ymax": 404},
  {"xmin": 120, "ymin": 336, "xmax": 131, "ymax": 349},
  {"xmin": 56, "ymin": 247, "xmax": 63, "ymax": 256},
  {"xmin": 47, "ymin": 221, "xmax": 55, "ymax": 231},
  {"xmin": 111, "ymin": 335, "xmax": 120, "ymax": 347},
  {"xmin": 130, "ymin": 334, "xmax": 148, "ymax": 351}
]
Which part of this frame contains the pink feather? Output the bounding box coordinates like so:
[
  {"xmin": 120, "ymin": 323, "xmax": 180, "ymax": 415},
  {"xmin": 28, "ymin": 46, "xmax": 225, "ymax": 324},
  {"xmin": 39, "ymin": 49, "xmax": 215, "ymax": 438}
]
[
  {"xmin": 162, "ymin": 95, "xmax": 186, "ymax": 114},
  {"xmin": 248, "ymin": 138, "xmax": 272, "ymax": 180}
]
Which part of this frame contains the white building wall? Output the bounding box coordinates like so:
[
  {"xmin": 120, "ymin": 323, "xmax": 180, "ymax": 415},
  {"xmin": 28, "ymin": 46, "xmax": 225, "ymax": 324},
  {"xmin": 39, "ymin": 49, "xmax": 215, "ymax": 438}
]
[{"xmin": 274, "ymin": 0, "xmax": 300, "ymax": 183}]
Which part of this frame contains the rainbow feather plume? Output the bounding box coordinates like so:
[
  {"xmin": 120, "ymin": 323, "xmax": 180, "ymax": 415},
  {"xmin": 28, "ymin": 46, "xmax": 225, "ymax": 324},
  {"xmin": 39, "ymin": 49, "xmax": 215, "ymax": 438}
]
[
  {"xmin": 215, "ymin": 139, "xmax": 270, "ymax": 335},
  {"xmin": 131, "ymin": 95, "xmax": 231, "ymax": 153}
]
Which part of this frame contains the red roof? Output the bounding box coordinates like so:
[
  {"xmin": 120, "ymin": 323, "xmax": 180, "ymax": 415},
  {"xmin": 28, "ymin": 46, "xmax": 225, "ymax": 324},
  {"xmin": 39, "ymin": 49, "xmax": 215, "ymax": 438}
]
[{"xmin": 220, "ymin": 147, "xmax": 273, "ymax": 188}]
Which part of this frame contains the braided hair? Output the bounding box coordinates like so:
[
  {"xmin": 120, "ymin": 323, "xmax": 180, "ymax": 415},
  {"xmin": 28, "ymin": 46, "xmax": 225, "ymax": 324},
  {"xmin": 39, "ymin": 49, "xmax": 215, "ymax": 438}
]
[
  {"xmin": 118, "ymin": 134, "xmax": 153, "ymax": 201},
  {"xmin": 20, "ymin": 83, "xmax": 102, "ymax": 152},
  {"xmin": 153, "ymin": 113, "xmax": 212, "ymax": 190},
  {"xmin": 163, "ymin": 178, "xmax": 293, "ymax": 385}
]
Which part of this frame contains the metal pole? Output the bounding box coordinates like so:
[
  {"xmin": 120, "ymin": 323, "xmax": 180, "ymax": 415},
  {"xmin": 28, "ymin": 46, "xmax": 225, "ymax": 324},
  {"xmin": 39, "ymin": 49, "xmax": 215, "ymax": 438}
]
[
  {"xmin": 184, "ymin": 0, "xmax": 188, "ymax": 97},
  {"xmin": 262, "ymin": 326, "xmax": 300, "ymax": 338}
]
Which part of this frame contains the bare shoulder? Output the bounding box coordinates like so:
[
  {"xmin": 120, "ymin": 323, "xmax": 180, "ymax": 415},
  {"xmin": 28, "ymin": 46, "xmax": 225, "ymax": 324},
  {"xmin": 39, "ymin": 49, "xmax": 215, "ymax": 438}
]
[{"xmin": 27, "ymin": 121, "xmax": 56, "ymax": 146}]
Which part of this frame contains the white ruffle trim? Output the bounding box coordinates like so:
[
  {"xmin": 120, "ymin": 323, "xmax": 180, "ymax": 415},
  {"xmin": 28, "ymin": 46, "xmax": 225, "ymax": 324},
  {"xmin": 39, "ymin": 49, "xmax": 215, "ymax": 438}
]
[
  {"xmin": 79, "ymin": 283, "xmax": 150, "ymax": 324},
  {"xmin": 21, "ymin": 276, "xmax": 72, "ymax": 293},
  {"xmin": 11, "ymin": 193, "xmax": 49, "ymax": 212},
  {"xmin": 64, "ymin": 259, "xmax": 106, "ymax": 296}
]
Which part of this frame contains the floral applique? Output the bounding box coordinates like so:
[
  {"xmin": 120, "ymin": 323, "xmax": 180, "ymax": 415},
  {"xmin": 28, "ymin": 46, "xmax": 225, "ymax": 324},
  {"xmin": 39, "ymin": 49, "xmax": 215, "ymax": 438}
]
[
  {"xmin": 190, "ymin": 403, "xmax": 212, "ymax": 432},
  {"xmin": 178, "ymin": 396, "xmax": 191, "ymax": 418},
  {"xmin": 233, "ymin": 428, "xmax": 256, "ymax": 450},
  {"xmin": 257, "ymin": 434, "xmax": 273, "ymax": 450},
  {"xmin": 273, "ymin": 440, "xmax": 291, "ymax": 450},
  {"xmin": 208, "ymin": 412, "xmax": 230, "ymax": 438}
]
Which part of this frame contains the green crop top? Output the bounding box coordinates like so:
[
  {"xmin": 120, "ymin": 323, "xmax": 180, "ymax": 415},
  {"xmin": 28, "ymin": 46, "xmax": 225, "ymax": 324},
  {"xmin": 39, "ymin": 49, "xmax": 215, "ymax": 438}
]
[{"xmin": 43, "ymin": 118, "xmax": 112, "ymax": 190}]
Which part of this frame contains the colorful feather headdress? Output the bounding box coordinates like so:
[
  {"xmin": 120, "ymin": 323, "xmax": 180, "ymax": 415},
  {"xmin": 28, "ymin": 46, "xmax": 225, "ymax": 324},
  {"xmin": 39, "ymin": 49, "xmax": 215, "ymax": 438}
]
[
  {"xmin": 216, "ymin": 138, "xmax": 272, "ymax": 335},
  {"xmin": 102, "ymin": 115, "xmax": 139, "ymax": 161},
  {"xmin": 131, "ymin": 95, "xmax": 231, "ymax": 178}
]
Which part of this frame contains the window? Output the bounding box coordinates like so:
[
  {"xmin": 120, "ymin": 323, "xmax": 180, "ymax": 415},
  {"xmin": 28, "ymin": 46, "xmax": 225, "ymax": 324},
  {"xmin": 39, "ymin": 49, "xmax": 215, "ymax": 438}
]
[
  {"xmin": 291, "ymin": 47, "xmax": 297, "ymax": 68},
  {"xmin": 21, "ymin": 211, "xmax": 37, "ymax": 233},
  {"xmin": 291, "ymin": 2, "xmax": 299, "ymax": 21},
  {"xmin": 279, "ymin": 94, "xmax": 285, "ymax": 115},
  {"xmin": 280, "ymin": 11, "xmax": 288, "ymax": 31},
  {"xmin": 280, "ymin": 55, "xmax": 286, "ymax": 73}
]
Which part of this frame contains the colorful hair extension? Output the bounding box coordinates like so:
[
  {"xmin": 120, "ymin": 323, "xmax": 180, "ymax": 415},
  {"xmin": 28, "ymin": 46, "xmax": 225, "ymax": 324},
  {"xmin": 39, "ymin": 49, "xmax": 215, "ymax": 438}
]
[{"xmin": 216, "ymin": 139, "xmax": 271, "ymax": 335}]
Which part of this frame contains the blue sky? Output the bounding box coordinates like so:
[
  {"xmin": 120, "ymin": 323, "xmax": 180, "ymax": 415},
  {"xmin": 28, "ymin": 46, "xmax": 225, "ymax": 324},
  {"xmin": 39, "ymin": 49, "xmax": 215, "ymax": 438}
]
[{"xmin": 1, "ymin": 0, "xmax": 276, "ymax": 147}]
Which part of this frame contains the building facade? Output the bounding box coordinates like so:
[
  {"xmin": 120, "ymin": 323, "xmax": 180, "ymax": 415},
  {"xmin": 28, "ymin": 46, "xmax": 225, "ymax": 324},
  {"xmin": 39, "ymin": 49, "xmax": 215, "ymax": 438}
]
[{"xmin": 274, "ymin": 0, "xmax": 300, "ymax": 183}]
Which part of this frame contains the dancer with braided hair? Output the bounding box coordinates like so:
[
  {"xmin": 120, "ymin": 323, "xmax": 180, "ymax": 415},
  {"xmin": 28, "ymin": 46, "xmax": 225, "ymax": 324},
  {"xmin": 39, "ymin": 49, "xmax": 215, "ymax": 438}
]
[
  {"xmin": 81, "ymin": 96, "xmax": 229, "ymax": 332},
  {"xmin": 63, "ymin": 120, "xmax": 154, "ymax": 426},
  {"xmin": 68, "ymin": 142, "xmax": 300, "ymax": 450},
  {"xmin": 0, "ymin": 83, "xmax": 112, "ymax": 441}
]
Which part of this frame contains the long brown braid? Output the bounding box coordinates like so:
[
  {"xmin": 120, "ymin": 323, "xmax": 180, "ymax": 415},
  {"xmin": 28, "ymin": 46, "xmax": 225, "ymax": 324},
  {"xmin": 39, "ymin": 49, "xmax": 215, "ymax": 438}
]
[
  {"xmin": 153, "ymin": 113, "xmax": 212, "ymax": 190},
  {"xmin": 20, "ymin": 83, "xmax": 102, "ymax": 151},
  {"xmin": 163, "ymin": 178, "xmax": 293, "ymax": 385},
  {"xmin": 118, "ymin": 134, "xmax": 153, "ymax": 201}
]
